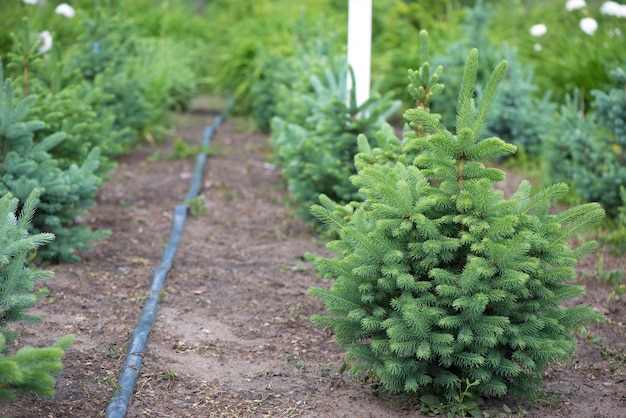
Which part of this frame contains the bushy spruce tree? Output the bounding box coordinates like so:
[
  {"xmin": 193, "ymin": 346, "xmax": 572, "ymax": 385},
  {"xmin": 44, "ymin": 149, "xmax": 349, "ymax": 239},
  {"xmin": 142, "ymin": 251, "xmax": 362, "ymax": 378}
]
[
  {"xmin": 545, "ymin": 66, "xmax": 626, "ymax": 219},
  {"xmin": 0, "ymin": 190, "xmax": 74, "ymax": 400},
  {"xmin": 308, "ymin": 48, "xmax": 604, "ymax": 406},
  {"xmin": 5, "ymin": 27, "xmax": 131, "ymax": 175},
  {"xmin": 0, "ymin": 62, "xmax": 110, "ymax": 263}
]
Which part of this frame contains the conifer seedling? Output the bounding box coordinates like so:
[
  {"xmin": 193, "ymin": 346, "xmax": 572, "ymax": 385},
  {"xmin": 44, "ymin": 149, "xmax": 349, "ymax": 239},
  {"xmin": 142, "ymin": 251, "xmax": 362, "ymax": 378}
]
[
  {"xmin": 0, "ymin": 190, "xmax": 74, "ymax": 400},
  {"xmin": 308, "ymin": 45, "xmax": 605, "ymax": 408},
  {"xmin": 0, "ymin": 61, "xmax": 110, "ymax": 262}
]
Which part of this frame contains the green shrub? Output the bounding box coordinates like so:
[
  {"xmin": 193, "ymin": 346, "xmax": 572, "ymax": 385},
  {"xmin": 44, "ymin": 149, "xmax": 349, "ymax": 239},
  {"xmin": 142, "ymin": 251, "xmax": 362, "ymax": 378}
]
[
  {"xmin": 308, "ymin": 48, "xmax": 604, "ymax": 408},
  {"xmin": 64, "ymin": 10, "xmax": 155, "ymax": 140},
  {"xmin": 270, "ymin": 60, "xmax": 400, "ymax": 219},
  {"xmin": 4, "ymin": 26, "xmax": 130, "ymax": 173},
  {"xmin": 0, "ymin": 190, "xmax": 74, "ymax": 400},
  {"xmin": 544, "ymin": 66, "xmax": 626, "ymax": 219},
  {"xmin": 251, "ymin": 30, "xmax": 338, "ymax": 132},
  {"xmin": 0, "ymin": 63, "xmax": 110, "ymax": 263},
  {"xmin": 202, "ymin": 0, "xmax": 346, "ymax": 115},
  {"xmin": 127, "ymin": 37, "xmax": 198, "ymax": 112},
  {"xmin": 27, "ymin": 76, "xmax": 130, "ymax": 174},
  {"xmin": 592, "ymin": 66, "xmax": 626, "ymax": 145}
]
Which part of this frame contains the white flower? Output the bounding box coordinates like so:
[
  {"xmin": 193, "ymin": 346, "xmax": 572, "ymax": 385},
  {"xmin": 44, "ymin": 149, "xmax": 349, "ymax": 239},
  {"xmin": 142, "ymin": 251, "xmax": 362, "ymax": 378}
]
[
  {"xmin": 601, "ymin": 1, "xmax": 620, "ymax": 15},
  {"xmin": 22, "ymin": 0, "xmax": 39, "ymax": 4},
  {"xmin": 529, "ymin": 23, "xmax": 548, "ymax": 37},
  {"xmin": 601, "ymin": 1, "xmax": 626, "ymax": 17},
  {"xmin": 55, "ymin": 3, "xmax": 76, "ymax": 18},
  {"xmin": 533, "ymin": 43, "xmax": 543, "ymax": 51},
  {"xmin": 566, "ymin": 0, "xmax": 586, "ymax": 11},
  {"xmin": 579, "ymin": 17, "xmax": 598, "ymax": 34},
  {"xmin": 38, "ymin": 30, "xmax": 53, "ymax": 54}
]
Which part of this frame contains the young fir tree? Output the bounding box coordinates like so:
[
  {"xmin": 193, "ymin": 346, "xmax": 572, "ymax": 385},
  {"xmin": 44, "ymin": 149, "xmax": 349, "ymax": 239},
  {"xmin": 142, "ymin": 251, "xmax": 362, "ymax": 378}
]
[
  {"xmin": 0, "ymin": 62, "xmax": 110, "ymax": 263},
  {"xmin": 0, "ymin": 190, "xmax": 74, "ymax": 400},
  {"xmin": 544, "ymin": 65, "xmax": 626, "ymax": 220},
  {"xmin": 308, "ymin": 48, "xmax": 605, "ymax": 405},
  {"xmin": 270, "ymin": 60, "xmax": 399, "ymax": 219},
  {"xmin": 6, "ymin": 22, "xmax": 130, "ymax": 175}
]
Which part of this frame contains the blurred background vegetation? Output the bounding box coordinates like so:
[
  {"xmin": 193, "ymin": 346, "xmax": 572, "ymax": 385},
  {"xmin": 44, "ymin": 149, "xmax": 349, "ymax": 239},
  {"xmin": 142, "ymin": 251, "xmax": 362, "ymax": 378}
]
[
  {"xmin": 2, "ymin": 0, "xmax": 626, "ymax": 236},
  {"xmin": 3, "ymin": 0, "xmax": 624, "ymax": 119}
]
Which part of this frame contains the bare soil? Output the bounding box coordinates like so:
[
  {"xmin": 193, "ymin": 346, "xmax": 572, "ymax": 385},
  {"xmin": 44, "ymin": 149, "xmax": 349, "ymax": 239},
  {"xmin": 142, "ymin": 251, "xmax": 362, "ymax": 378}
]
[{"xmin": 1, "ymin": 97, "xmax": 625, "ymax": 418}]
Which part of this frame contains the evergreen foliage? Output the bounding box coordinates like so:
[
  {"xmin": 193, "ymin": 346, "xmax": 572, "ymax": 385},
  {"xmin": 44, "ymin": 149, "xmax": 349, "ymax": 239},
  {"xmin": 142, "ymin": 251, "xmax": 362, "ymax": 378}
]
[
  {"xmin": 64, "ymin": 9, "xmax": 155, "ymax": 140},
  {"xmin": 0, "ymin": 190, "xmax": 73, "ymax": 400},
  {"xmin": 26, "ymin": 76, "xmax": 129, "ymax": 175},
  {"xmin": 5, "ymin": 26, "xmax": 130, "ymax": 174},
  {"xmin": 251, "ymin": 30, "xmax": 337, "ymax": 132},
  {"xmin": 0, "ymin": 190, "xmax": 53, "ymax": 338},
  {"xmin": 484, "ymin": 45, "xmax": 555, "ymax": 157},
  {"xmin": 270, "ymin": 60, "xmax": 400, "ymax": 219},
  {"xmin": 544, "ymin": 66, "xmax": 626, "ymax": 219},
  {"xmin": 0, "ymin": 62, "xmax": 110, "ymax": 263},
  {"xmin": 0, "ymin": 333, "xmax": 74, "ymax": 400},
  {"xmin": 430, "ymin": 1, "xmax": 552, "ymax": 157},
  {"xmin": 308, "ymin": 47, "xmax": 604, "ymax": 405}
]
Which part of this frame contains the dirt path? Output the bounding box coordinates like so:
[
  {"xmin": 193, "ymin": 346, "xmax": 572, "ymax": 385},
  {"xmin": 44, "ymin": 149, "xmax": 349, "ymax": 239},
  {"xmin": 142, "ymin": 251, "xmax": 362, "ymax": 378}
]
[{"xmin": 1, "ymin": 98, "xmax": 625, "ymax": 417}]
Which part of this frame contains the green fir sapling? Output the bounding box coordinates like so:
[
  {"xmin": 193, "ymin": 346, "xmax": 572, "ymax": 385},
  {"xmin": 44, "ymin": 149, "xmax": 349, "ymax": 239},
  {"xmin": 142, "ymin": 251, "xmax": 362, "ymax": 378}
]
[
  {"xmin": 6, "ymin": 25, "xmax": 132, "ymax": 174},
  {"xmin": 0, "ymin": 62, "xmax": 110, "ymax": 263},
  {"xmin": 545, "ymin": 66, "xmax": 626, "ymax": 219},
  {"xmin": 308, "ymin": 48, "xmax": 604, "ymax": 406},
  {"xmin": 0, "ymin": 190, "xmax": 74, "ymax": 400},
  {"xmin": 270, "ymin": 60, "xmax": 400, "ymax": 218}
]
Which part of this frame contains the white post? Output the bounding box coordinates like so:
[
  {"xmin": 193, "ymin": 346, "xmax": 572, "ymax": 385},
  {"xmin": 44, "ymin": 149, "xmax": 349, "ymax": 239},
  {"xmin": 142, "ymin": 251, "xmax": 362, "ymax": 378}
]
[{"xmin": 347, "ymin": 0, "xmax": 372, "ymax": 107}]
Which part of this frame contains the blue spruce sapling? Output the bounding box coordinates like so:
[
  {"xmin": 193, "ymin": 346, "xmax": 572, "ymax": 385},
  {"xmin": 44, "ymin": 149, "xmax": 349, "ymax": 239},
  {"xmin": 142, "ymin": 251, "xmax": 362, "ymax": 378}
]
[{"xmin": 544, "ymin": 66, "xmax": 626, "ymax": 219}]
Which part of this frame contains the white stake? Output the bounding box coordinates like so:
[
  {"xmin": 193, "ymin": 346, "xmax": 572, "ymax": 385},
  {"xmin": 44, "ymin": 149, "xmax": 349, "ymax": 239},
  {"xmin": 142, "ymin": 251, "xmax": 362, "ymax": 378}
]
[{"xmin": 347, "ymin": 0, "xmax": 372, "ymax": 107}]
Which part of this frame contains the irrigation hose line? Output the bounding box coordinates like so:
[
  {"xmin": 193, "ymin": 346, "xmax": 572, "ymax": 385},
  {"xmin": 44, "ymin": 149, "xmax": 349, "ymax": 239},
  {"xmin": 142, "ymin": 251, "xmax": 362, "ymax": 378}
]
[{"xmin": 106, "ymin": 99, "xmax": 233, "ymax": 418}]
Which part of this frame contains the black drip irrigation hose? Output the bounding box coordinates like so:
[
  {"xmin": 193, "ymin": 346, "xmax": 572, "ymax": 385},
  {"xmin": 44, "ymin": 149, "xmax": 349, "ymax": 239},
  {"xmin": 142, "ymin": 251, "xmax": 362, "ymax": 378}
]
[{"xmin": 105, "ymin": 98, "xmax": 233, "ymax": 418}]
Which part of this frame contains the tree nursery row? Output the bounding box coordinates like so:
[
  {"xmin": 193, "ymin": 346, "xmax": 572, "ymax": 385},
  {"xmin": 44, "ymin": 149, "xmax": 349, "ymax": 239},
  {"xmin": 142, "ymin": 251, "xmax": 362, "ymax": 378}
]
[{"xmin": 1, "ymin": 0, "xmax": 625, "ymax": 416}]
